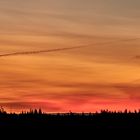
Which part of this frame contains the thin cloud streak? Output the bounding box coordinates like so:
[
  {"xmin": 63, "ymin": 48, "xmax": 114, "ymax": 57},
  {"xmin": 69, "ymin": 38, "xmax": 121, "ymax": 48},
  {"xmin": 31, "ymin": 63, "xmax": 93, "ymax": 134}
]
[
  {"xmin": 0, "ymin": 45, "xmax": 87, "ymax": 57},
  {"xmin": 0, "ymin": 38, "xmax": 139, "ymax": 58}
]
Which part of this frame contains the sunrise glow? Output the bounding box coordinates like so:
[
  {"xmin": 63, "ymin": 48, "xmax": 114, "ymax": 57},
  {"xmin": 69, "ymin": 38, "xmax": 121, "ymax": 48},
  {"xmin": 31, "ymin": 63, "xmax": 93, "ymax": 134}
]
[{"xmin": 0, "ymin": 0, "xmax": 140, "ymax": 113}]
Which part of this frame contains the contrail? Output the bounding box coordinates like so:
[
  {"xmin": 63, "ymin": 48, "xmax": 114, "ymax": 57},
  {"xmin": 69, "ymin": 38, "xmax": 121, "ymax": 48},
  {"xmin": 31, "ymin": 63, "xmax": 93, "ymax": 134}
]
[
  {"xmin": 0, "ymin": 38, "xmax": 139, "ymax": 58},
  {"xmin": 0, "ymin": 45, "xmax": 86, "ymax": 57}
]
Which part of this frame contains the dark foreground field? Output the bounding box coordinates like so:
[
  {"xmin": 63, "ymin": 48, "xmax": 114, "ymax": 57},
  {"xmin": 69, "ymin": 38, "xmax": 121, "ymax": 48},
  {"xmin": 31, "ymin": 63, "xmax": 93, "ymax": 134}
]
[{"xmin": 0, "ymin": 109, "xmax": 140, "ymax": 131}]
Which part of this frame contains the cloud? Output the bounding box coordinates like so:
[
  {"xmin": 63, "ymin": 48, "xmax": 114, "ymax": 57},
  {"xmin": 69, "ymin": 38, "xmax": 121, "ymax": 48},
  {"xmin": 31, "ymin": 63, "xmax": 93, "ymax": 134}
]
[
  {"xmin": 0, "ymin": 101, "xmax": 62, "ymax": 112},
  {"xmin": 0, "ymin": 82, "xmax": 140, "ymax": 112},
  {"xmin": 134, "ymin": 55, "xmax": 140, "ymax": 59},
  {"xmin": 47, "ymin": 82, "xmax": 140, "ymax": 100}
]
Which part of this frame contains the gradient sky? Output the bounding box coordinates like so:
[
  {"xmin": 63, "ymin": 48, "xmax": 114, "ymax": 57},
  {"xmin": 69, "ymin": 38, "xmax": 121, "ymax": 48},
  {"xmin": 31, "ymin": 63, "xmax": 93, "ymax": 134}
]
[{"xmin": 0, "ymin": 0, "xmax": 140, "ymax": 113}]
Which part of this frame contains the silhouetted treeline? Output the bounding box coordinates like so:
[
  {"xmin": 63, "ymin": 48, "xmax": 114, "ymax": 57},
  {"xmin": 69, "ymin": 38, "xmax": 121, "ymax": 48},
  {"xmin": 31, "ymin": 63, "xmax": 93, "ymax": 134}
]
[{"xmin": 0, "ymin": 108, "xmax": 140, "ymax": 131}]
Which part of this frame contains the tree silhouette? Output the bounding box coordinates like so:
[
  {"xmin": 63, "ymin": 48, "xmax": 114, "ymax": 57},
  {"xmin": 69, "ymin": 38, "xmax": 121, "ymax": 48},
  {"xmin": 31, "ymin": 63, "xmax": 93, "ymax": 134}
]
[{"xmin": 0, "ymin": 108, "xmax": 139, "ymax": 129}]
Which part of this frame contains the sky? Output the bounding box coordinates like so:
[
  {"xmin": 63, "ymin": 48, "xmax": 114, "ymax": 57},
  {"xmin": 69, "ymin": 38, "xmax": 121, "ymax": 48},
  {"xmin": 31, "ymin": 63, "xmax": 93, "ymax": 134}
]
[{"xmin": 0, "ymin": 0, "xmax": 140, "ymax": 113}]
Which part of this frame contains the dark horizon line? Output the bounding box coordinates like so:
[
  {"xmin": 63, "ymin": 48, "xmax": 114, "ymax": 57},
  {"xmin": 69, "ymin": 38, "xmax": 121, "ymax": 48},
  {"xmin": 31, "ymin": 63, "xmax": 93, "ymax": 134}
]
[{"xmin": 1, "ymin": 108, "xmax": 140, "ymax": 115}]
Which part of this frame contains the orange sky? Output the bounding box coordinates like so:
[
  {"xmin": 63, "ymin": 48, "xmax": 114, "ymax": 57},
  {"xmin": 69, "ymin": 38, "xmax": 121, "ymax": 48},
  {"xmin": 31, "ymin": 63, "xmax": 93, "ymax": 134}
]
[{"xmin": 0, "ymin": 0, "xmax": 140, "ymax": 113}]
